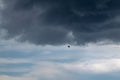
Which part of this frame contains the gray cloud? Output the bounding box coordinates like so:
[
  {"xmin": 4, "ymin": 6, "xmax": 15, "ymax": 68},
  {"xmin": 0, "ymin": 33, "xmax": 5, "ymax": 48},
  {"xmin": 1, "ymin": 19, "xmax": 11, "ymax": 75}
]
[{"xmin": 1, "ymin": 0, "xmax": 120, "ymax": 45}]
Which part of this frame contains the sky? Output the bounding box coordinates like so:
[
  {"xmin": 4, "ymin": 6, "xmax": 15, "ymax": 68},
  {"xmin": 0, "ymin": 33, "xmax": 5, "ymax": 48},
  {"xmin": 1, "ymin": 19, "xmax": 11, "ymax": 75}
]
[{"xmin": 1, "ymin": 0, "xmax": 120, "ymax": 80}]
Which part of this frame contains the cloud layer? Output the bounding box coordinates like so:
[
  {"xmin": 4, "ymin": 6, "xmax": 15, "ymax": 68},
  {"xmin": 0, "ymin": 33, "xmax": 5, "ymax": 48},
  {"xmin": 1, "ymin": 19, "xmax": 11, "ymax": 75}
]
[
  {"xmin": 0, "ymin": 37, "xmax": 120, "ymax": 80},
  {"xmin": 1, "ymin": 0, "xmax": 120, "ymax": 45}
]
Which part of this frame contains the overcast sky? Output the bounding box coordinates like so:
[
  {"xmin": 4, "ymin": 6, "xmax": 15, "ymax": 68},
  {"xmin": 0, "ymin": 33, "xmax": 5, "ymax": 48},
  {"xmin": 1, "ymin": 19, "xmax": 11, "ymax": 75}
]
[{"xmin": 1, "ymin": 0, "xmax": 120, "ymax": 80}]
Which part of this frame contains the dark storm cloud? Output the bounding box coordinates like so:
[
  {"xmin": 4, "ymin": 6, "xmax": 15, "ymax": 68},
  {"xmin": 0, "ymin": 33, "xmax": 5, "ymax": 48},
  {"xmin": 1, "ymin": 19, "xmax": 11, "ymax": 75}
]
[{"xmin": 1, "ymin": 0, "xmax": 120, "ymax": 45}]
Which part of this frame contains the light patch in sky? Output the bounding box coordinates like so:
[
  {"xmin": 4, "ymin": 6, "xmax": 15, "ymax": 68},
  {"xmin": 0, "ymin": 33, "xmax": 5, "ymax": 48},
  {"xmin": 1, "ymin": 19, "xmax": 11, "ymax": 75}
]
[{"xmin": 0, "ymin": 38, "xmax": 120, "ymax": 80}]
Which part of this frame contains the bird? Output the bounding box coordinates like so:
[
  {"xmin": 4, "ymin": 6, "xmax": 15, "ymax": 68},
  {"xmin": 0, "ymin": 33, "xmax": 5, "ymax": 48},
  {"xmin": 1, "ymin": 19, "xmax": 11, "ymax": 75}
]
[{"xmin": 68, "ymin": 45, "xmax": 70, "ymax": 48}]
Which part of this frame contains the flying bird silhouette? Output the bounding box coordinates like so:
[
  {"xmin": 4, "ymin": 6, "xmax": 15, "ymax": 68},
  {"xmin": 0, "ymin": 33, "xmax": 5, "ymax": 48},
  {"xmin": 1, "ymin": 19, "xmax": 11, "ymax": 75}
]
[{"xmin": 68, "ymin": 45, "xmax": 70, "ymax": 48}]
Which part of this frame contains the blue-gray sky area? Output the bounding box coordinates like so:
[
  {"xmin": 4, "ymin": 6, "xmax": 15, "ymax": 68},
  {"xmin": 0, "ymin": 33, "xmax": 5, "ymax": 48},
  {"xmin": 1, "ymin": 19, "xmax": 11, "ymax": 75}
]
[{"xmin": 1, "ymin": 0, "xmax": 120, "ymax": 80}]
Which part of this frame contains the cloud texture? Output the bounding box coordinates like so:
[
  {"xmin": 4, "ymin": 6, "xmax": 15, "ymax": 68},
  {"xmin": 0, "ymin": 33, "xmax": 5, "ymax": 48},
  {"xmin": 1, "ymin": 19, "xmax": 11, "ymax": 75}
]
[
  {"xmin": 0, "ymin": 37, "xmax": 120, "ymax": 80},
  {"xmin": 1, "ymin": 0, "xmax": 120, "ymax": 45}
]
